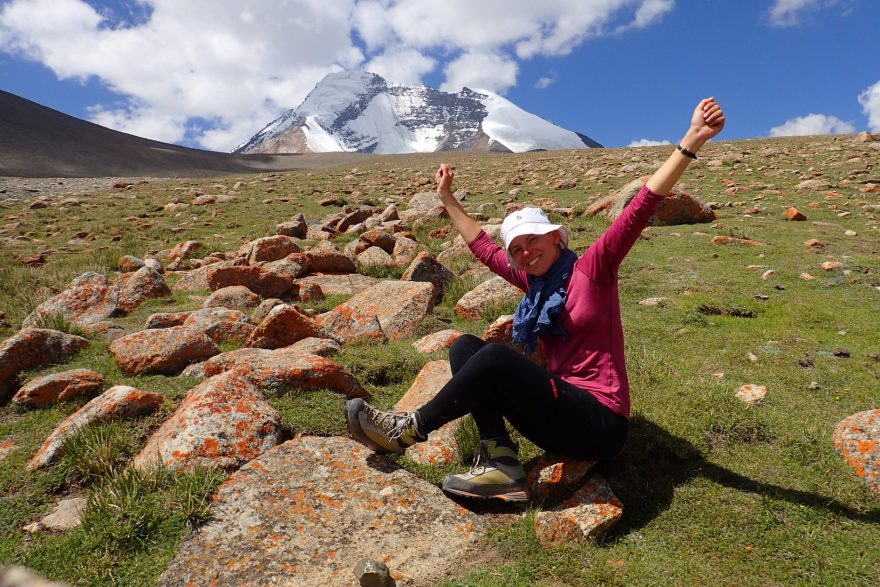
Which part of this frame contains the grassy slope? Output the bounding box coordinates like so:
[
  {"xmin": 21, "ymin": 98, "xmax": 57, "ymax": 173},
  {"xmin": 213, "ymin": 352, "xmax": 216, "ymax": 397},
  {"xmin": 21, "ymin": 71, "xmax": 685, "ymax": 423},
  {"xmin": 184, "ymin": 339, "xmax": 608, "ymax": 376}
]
[{"xmin": 0, "ymin": 135, "xmax": 878, "ymax": 586}]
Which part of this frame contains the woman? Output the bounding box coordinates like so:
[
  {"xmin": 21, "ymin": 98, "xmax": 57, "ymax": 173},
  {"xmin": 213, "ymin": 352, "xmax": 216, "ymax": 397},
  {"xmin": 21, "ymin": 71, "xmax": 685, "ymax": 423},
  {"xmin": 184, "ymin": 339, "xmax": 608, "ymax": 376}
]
[{"xmin": 346, "ymin": 98, "xmax": 725, "ymax": 502}]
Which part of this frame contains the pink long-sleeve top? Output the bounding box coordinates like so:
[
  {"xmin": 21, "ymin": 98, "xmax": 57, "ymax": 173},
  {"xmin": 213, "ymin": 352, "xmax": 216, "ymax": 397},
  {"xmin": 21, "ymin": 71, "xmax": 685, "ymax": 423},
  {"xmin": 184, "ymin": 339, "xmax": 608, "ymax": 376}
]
[{"xmin": 468, "ymin": 185, "xmax": 665, "ymax": 419}]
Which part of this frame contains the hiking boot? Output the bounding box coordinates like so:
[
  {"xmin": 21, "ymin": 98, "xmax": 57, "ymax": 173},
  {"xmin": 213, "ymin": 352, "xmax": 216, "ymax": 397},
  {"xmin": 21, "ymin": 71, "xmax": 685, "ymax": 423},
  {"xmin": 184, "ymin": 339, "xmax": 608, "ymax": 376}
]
[
  {"xmin": 345, "ymin": 398, "xmax": 426, "ymax": 454},
  {"xmin": 442, "ymin": 439, "xmax": 529, "ymax": 502}
]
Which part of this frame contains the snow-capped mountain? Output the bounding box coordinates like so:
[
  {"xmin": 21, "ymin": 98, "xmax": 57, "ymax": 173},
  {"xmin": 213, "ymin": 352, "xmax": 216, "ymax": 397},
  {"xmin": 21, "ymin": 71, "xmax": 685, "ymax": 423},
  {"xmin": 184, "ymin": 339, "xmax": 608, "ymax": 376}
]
[{"xmin": 235, "ymin": 71, "xmax": 601, "ymax": 155}]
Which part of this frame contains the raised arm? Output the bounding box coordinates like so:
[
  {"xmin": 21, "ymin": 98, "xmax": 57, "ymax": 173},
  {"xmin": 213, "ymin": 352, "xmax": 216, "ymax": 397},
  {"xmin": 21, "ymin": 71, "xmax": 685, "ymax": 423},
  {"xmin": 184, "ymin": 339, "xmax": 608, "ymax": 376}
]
[
  {"xmin": 645, "ymin": 97, "xmax": 725, "ymax": 195},
  {"xmin": 436, "ymin": 163, "xmax": 482, "ymax": 244}
]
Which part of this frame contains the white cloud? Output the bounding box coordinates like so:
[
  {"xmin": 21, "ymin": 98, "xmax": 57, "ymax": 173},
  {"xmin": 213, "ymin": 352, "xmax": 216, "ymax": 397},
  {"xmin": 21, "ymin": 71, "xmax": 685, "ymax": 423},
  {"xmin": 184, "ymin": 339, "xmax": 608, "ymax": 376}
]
[
  {"xmin": 768, "ymin": 113, "xmax": 855, "ymax": 137},
  {"xmin": 766, "ymin": 0, "xmax": 852, "ymax": 27},
  {"xmin": 440, "ymin": 52, "xmax": 518, "ymax": 94},
  {"xmin": 0, "ymin": 0, "xmax": 674, "ymax": 150},
  {"xmin": 627, "ymin": 138, "xmax": 671, "ymax": 147},
  {"xmin": 535, "ymin": 76, "xmax": 555, "ymax": 89},
  {"xmin": 858, "ymin": 80, "xmax": 880, "ymax": 132},
  {"xmin": 364, "ymin": 48, "xmax": 436, "ymax": 86}
]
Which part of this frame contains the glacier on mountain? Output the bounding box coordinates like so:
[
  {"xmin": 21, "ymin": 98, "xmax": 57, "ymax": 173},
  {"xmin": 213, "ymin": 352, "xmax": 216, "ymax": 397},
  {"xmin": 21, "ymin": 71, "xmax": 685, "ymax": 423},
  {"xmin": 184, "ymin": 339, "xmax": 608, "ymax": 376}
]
[{"xmin": 235, "ymin": 71, "xmax": 601, "ymax": 155}]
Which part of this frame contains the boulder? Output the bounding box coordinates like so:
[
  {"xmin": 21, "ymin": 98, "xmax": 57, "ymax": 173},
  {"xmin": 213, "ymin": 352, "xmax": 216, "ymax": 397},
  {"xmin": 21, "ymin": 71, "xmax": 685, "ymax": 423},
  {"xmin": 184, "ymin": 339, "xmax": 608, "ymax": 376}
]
[
  {"xmin": 532, "ymin": 475, "xmax": 623, "ymax": 546},
  {"xmin": 319, "ymin": 281, "xmax": 436, "ymax": 342},
  {"xmin": 526, "ymin": 455, "xmax": 597, "ymax": 502},
  {"xmin": 171, "ymin": 265, "xmax": 212, "ymax": 291},
  {"xmin": 296, "ymin": 274, "xmax": 378, "ymax": 296},
  {"xmin": 245, "ymin": 304, "xmax": 322, "ymax": 349},
  {"xmin": 203, "ymin": 348, "xmax": 367, "ymax": 398},
  {"xmin": 0, "ymin": 329, "xmax": 88, "ymax": 397},
  {"xmin": 305, "ymin": 241, "xmax": 358, "ymax": 273},
  {"xmin": 412, "ymin": 329, "xmax": 465, "ymax": 354},
  {"xmin": 263, "ymin": 252, "xmax": 312, "ymax": 281},
  {"xmin": 357, "ymin": 246, "xmax": 394, "ymax": 268},
  {"xmin": 276, "ymin": 213, "xmax": 307, "ymax": 238},
  {"xmin": 206, "ymin": 263, "xmax": 294, "ymax": 298},
  {"xmin": 586, "ymin": 178, "xmax": 714, "ymax": 225},
  {"xmin": 238, "ymin": 235, "xmax": 301, "ymax": 264},
  {"xmin": 109, "ymin": 326, "xmax": 219, "ymax": 376},
  {"xmin": 401, "ymin": 252, "xmax": 455, "ymax": 303},
  {"xmin": 22, "ymin": 272, "xmax": 118, "ymax": 328},
  {"xmin": 392, "ymin": 236, "xmax": 420, "ymax": 267},
  {"xmin": 116, "ymin": 266, "xmax": 172, "ymax": 313},
  {"xmin": 359, "ymin": 228, "xmax": 396, "ymax": 253},
  {"xmin": 396, "ymin": 361, "xmax": 458, "ymax": 465},
  {"xmin": 133, "ymin": 371, "xmax": 284, "ymax": 472},
  {"xmin": 12, "ymin": 368, "xmax": 104, "ymax": 408},
  {"xmin": 27, "ymin": 386, "xmax": 162, "ymax": 470},
  {"xmin": 183, "ymin": 307, "xmax": 255, "ymax": 343},
  {"xmin": 146, "ymin": 311, "xmax": 192, "ymax": 329},
  {"xmin": 203, "ymin": 285, "xmax": 261, "ymax": 310},
  {"xmin": 833, "ymin": 409, "xmax": 880, "ymax": 495},
  {"xmin": 157, "ymin": 436, "xmax": 486, "ymax": 587},
  {"xmin": 454, "ymin": 276, "xmax": 522, "ymax": 320},
  {"xmin": 118, "ymin": 255, "xmax": 145, "ymax": 272}
]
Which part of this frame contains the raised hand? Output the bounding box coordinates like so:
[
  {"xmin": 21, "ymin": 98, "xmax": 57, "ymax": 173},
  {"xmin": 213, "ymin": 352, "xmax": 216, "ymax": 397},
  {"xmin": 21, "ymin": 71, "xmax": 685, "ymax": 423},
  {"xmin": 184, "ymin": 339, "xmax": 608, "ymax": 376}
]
[
  {"xmin": 690, "ymin": 97, "xmax": 725, "ymax": 144},
  {"xmin": 435, "ymin": 163, "xmax": 454, "ymax": 195}
]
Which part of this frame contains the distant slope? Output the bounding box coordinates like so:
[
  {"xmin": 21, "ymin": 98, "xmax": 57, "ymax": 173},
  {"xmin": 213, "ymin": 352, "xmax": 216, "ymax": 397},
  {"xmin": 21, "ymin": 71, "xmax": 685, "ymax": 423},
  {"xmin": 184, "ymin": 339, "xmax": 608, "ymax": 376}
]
[{"xmin": 0, "ymin": 91, "xmax": 367, "ymax": 178}]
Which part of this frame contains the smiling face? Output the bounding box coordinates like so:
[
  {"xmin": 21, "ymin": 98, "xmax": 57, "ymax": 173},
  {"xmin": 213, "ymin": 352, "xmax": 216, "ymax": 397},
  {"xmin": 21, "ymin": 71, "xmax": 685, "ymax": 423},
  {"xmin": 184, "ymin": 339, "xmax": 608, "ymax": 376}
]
[{"xmin": 508, "ymin": 230, "xmax": 562, "ymax": 276}]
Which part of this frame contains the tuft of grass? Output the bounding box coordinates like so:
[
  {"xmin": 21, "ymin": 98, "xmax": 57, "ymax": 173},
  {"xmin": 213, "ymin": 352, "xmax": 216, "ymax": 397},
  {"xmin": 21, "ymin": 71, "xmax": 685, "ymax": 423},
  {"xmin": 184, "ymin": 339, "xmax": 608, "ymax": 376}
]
[
  {"xmin": 453, "ymin": 415, "xmax": 481, "ymax": 464},
  {"xmin": 167, "ymin": 466, "xmax": 227, "ymax": 528},
  {"xmin": 31, "ymin": 312, "xmax": 86, "ymax": 337},
  {"xmin": 59, "ymin": 422, "xmax": 136, "ymax": 486}
]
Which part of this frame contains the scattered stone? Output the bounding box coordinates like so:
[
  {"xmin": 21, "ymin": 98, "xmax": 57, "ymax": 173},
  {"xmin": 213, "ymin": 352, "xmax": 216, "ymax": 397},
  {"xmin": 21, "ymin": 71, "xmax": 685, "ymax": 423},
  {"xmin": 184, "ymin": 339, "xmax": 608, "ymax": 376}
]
[
  {"xmin": 276, "ymin": 214, "xmax": 307, "ymax": 238},
  {"xmin": 285, "ymin": 336, "xmax": 341, "ymax": 357},
  {"xmin": 821, "ymin": 261, "xmax": 842, "ymax": 271},
  {"xmin": 133, "ymin": 371, "xmax": 283, "ymax": 472},
  {"xmin": 354, "ymin": 559, "xmax": 396, "ymax": 587},
  {"xmin": 803, "ymin": 239, "xmax": 826, "ymax": 248},
  {"xmin": 0, "ymin": 439, "xmax": 15, "ymax": 461},
  {"xmin": 586, "ymin": 178, "xmax": 714, "ymax": 225},
  {"xmin": 401, "ymin": 252, "xmax": 455, "ymax": 303},
  {"xmin": 526, "ymin": 455, "xmax": 597, "ymax": 503},
  {"xmin": 146, "ymin": 311, "xmax": 192, "ymax": 329},
  {"xmin": 832, "ymin": 409, "xmax": 880, "ymax": 495},
  {"xmin": 357, "ymin": 246, "xmax": 394, "ymax": 268},
  {"xmin": 250, "ymin": 298, "xmax": 284, "ymax": 323},
  {"xmin": 359, "ymin": 228, "xmax": 396, "ymax": 253},
  {"xmin": 297, "ymin": 273, "xmax": 378, "ymax": 296},
  {"xmin": 710, "ymin": 235, "xmax": 766, "ymax": 246},
  {"xmin": 206, "ymin": 263, "xmax": 294, "ymax": 298},
  {"xmin": 412, "ymin": 329, "xmax": 465, "ymax": 354},
  {"xmin": 637, "ymin": 297, "xmax": 665, "ymax": 307},
  {"xmin": 11, "ymin": 368, "xmax": 104, "ymax": 408},
  {"xmin": 784, "ymin": 207, "xmax": 807, "ymax": 221},
  {"xmin": 533, "ymin": 475, "xmax": 623, "ymax": 547},
  {"xmin": 799, "ymin": 272, "xmax": 816, "ymax": 281},
  {"xmin": 0, "ymin": 566, "xmax": 69, "ymax": 587},
  {"xmin": 761, "ymin": 270, "xmax": 775, "ymax": 280},
  {"xmin": 734, "ymin": 384, "xmax": 766, "ymax": 406},
  {"xmin": 808, "ymin": 381, "xmax": 820, "ymax": 390},
  {"xmin": 16, "ymin": 252, "xmax": 48, "ymax": 267},
  {"xmin": 305, "ymin": 241, "xmax": 358, "ymax": 273},
  {"xmin": 157, "ymin": 436, "xmax": 486, "ymax": 587},
  {"xmin": 844, "ymin": 230, "xmax": 857, "ymax": 236},
  {"xmin": 109, "ymin": 326, "xmax": 219, "ymax": 376},
  {"xmin": 0, "ymin": 329, "xmax": 89, "ymax": 398},
  {"xmin": 832, "ymin": 348, "xmax": 851, "ymax": 358},
  {"xmin": 29, "ymin": 496, "xmax": 88, "ymax": 532},
  {"xmin": 27, "ymin": 386, "xmax": 162, "ymax": 470}
]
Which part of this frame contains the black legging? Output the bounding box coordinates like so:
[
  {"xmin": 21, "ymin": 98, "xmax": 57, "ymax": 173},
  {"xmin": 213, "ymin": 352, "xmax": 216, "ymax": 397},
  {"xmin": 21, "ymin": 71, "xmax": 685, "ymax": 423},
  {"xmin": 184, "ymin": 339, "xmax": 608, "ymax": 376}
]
[{"xmin": 417, "ymin": 334, "xmax": 629, "ymax": 461}]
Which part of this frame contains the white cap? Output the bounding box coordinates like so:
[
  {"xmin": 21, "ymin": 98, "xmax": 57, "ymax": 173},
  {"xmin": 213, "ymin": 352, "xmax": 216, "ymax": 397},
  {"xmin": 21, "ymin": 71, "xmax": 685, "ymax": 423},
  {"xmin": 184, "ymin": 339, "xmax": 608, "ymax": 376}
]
[{"xmin": 500, "ymin": 207, "xmax": 568, "ymax": 252}]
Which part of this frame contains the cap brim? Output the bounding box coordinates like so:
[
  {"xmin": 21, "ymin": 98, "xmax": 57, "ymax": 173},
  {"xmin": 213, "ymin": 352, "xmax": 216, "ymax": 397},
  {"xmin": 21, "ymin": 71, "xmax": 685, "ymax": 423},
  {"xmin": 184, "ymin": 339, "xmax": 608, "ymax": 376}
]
[{"xmin": 503, "ymin": 222, "xmax": 564, "ymax": 251}]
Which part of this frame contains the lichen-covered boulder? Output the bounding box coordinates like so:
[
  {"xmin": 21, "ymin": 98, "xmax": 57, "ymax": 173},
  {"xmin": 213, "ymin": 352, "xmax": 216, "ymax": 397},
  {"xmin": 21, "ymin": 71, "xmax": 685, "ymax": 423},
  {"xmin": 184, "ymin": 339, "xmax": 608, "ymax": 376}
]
[
  {"xmin": 133, "ymin": 371, "xmax": 283, "ymax": 472},
  {"xmin": 206, "ymin": 263, "xmax": 294, "ymax": 298},
  {"xmin": 396, "ymin": 361, "xmax": 458, "ymax": 465},
  {"xmin": 245, "ymin": 304, "xmax": 322, "ymax": 349},
  {"xmin": 110, "ymin": 326, "xmax": 219, "ymax": 376},
  {"xmin": 157, "ymin": 436, "xmax": 487, "ymax": 587},
  {"xmin": 27, "ymin": 386, "xmax": 162, "ymax": 470},
  {"xmin": 319, "ymin": 281, "xmax": 435, "ymax": 342},
  {"xmin": 183, "ymin": 307, "xmax": 255, "ymax": 343},
  {"xmin": 533, "ymin": 475, "xmax": 623, "ymax": 546},
  {"xmin": 22, "ymin": 272, "xmax": 118, "ymax": 328},
  {"xmin": 203, "ymin": 285, "xmax": 261, "ymax": 310},
  {"xmin": 12, "ymin": 368, "xmax": 104, "ymax": 408},
  {"xmin": 296, "ymin": 274, "xmax": 378, "ymax": 296},
  {"xmin": 116, "ymin": 266, "xmax": 172, "ymax": 313},
  {"xmin": 238, "ymin": 235, "xmax": 301, "ymax": 264},
  {"xmin": 401, "ymin": 252, "xmax": 455, "ymax": 304},
  {"xmin": 304, "ymin": 241, "xmax": 358, "ymax": 273},
  {"xmin": 833, "ymin": 409, "xmax": 880, "ymax": 496},
  {"xmin": 412, "ymin": 329, "xmax": 465, "ymax": 354},
  {"xmin": 0, "ymin": 329, "xmax": 89, "ymax": 397}
]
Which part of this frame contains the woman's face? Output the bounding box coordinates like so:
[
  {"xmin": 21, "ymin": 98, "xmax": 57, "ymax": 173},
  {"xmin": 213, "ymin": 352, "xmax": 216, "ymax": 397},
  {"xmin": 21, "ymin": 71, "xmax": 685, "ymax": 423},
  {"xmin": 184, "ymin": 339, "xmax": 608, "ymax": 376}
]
[{"xmin": 508, "ymin": 230, "xmax": 562, "ymax": 276}]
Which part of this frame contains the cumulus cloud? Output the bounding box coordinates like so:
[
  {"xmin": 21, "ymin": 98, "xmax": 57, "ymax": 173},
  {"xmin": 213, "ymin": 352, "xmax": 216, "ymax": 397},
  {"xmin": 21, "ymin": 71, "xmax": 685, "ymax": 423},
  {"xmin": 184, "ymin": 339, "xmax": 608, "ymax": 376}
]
[
  {"xmin": 440, "ymin": 52, "xmax": 518, "ymax": 94},
  {"xmin": 766, "ymin": 0, "xmax": 853, "ymax": 27},
  {"xmin": 535, "ymin": 76, "xmax": 556, "ymax": 89},
  {"xmin": 768, "ymin": 113, "xmax": 855, "ymax": 137},
  {"xmin": 627, "ymin": 138, "xmax": 671, "ymax": 147},
  {"xmin": 858, "ymin": 80, "xmax": 880, "ymax": 132},
  {"xmin": 0, "ymin": 0, "xmax": 674, "ymax": 150}
]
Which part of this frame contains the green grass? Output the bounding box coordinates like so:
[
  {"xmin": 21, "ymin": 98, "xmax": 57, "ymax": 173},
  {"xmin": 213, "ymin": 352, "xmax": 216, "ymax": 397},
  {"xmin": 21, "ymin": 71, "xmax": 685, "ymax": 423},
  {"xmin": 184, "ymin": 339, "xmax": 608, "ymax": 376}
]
[{"xmin": 1, "ymin": 135, "xmax": 878, "ymax": 585}]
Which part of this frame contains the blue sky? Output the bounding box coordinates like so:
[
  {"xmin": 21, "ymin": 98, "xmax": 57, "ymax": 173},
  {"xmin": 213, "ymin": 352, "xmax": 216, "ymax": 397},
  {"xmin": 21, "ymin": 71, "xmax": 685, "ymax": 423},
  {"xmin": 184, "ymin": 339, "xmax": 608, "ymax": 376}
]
[{"xmin": 1, "ymin": 0, "xmax": 878, "ymax": 151}]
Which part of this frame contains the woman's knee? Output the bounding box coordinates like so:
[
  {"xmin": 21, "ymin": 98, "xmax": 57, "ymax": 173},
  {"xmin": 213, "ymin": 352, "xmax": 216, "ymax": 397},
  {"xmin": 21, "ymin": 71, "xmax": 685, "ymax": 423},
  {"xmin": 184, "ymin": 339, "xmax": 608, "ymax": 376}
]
[{"xmin": 474, "ymin": 342, "xmax": 520, "ymax": 369}]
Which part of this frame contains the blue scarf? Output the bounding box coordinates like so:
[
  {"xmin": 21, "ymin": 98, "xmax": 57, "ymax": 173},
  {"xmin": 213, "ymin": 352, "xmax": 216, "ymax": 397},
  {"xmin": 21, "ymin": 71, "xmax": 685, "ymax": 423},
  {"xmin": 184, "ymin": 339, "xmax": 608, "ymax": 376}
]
[{"xmin": 512, "ymin": 248, "xmax": 577, "ymax": 355}]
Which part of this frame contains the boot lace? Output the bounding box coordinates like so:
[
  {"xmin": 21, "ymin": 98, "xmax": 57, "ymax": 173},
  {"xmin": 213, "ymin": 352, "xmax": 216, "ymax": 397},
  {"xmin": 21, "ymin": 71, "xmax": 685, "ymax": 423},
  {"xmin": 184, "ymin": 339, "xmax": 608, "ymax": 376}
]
[{"xmin": 367, "ymin": 407, "xmax": 413, "ymax": 440}]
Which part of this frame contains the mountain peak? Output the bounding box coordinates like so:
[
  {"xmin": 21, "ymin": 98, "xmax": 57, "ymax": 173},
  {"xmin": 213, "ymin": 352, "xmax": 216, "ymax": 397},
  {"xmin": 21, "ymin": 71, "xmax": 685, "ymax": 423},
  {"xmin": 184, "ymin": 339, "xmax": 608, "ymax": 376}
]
[{"xmin": 235, "ymin": 71, "xmax": 601, "ymax": 155}]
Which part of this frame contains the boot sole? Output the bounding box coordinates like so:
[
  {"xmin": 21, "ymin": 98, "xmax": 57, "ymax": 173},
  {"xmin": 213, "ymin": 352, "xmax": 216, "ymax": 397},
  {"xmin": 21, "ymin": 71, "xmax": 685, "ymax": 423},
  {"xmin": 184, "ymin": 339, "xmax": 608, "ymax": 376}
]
[
  {"xmin": 442, "ymin": 485, "xmax": 530, "ymax": 503},
  {"xmin": 345, "ymin": 398, "xmax": 387, "ymax": 453}
]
